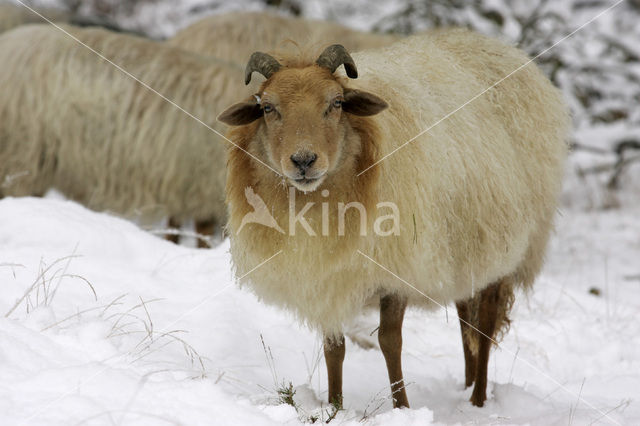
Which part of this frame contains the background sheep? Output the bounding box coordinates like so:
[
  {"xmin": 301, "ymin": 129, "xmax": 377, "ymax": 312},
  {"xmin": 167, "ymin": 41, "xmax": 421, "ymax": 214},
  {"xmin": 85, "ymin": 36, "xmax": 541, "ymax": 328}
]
[
  {"xmin": 218, "ymin": 30, "xmax": 569, "ymax": 408},
  {"xmin": 0, "ymin": 24, "xmax": 256, "ymax": 246},
  {"xmin": 169, "ymin": 11, "xmax": 398, "ymax": 63},
  {"xmin": 0, "ymin": 2, "xmax": 70, "ymax": 33}
]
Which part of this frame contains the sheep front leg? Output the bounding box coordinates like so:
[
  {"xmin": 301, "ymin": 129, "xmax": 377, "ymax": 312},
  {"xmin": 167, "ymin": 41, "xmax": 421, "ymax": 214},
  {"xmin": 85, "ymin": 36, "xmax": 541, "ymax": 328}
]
[
  {"xmin": 456, "ymin": 300, "xmax": 476, "ymax": 388},
  {"xmin": 323, "ymin": 334, "xmax": 345, "ymax": 408},
  {"xmin": 379, "ymin": 294, "xmax": 409, "ymax": 408},
  {"xmin": 469, "ymin": 282, "xmax": 501, "ymax": 407},
  {"xmin": 166, "ymin": 217, "xmax": 181, "ymax": 244},
  {"xmin": 195, "ymin": 218, "xmax": 217, "ymax": 248}
]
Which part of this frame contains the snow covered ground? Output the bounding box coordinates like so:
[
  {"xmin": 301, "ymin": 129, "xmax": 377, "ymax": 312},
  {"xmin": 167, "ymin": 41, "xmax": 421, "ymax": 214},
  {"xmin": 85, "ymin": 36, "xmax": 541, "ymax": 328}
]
[{"xmin": 1, "ymin": 196, "xmax": 638, "ymax": 425}]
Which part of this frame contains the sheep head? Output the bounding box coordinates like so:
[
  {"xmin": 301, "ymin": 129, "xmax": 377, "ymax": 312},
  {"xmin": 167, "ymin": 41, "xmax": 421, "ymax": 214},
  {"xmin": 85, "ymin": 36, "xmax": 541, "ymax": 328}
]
[{"xmin": 219, "ymin": 45, "xmax": 388, "ymax": 192}]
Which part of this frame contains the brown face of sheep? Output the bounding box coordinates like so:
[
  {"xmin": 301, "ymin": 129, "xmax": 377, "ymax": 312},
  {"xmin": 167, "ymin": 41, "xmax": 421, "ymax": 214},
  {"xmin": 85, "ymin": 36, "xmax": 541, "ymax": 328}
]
[{"xmin": 218, "ymin": 45, "xmax": 388, "ymax": 192}]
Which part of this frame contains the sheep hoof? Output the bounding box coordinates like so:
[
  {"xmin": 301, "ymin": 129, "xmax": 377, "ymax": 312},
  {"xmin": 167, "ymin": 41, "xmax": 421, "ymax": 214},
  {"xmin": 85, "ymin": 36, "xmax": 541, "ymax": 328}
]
[{"xmin": 469, "ymin": 389, "xmax": 486, "ymax": 407}]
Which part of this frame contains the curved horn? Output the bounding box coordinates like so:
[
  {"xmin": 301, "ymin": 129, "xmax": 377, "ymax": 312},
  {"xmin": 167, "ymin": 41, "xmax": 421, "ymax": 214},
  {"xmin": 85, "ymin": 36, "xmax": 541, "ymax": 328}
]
[
  {"xmin": 316, "ymin": 44, "xmax": 358, "ymax": 78},
  {"xmin": 244, "ymin": 52, "xmax": 282, "ymax": 85}
]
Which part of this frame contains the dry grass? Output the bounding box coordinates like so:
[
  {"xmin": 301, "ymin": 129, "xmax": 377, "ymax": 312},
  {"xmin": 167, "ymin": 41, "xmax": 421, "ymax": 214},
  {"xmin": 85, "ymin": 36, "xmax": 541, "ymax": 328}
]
[{"xmin": 4, "ymin": 250, "xmax": 96, "ymax": 318}]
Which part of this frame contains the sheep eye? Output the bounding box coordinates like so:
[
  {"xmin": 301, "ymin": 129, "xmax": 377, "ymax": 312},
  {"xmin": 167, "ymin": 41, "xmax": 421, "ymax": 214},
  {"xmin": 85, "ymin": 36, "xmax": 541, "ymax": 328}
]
[
  {"xmin": 333, "ymin": 98, "xmax": 343, "ymax": 108},
  {"xmin": 263, "ymin": 103, "xmax": 274, "ymax": 113}
]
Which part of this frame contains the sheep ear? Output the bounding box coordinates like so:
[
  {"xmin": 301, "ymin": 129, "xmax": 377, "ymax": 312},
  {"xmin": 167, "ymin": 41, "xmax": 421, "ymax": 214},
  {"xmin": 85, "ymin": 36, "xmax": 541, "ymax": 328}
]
[
  {"xmin": 342, "ymin": 89, "xmax": 388, "ymax": 116},
  {"xmin": 218, "ymin": 96, "xmax": 263, "ymax": 125}
]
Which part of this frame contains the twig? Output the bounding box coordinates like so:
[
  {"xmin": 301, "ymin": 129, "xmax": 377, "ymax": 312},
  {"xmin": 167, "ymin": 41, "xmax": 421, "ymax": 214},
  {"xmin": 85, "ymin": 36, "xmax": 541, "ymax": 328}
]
[
  {"xmin": 261, "ymin": 334, "xmax": 279, "ymax": 387},
  {"xmin": 0, "ymin": 262, "xmax": 25, "ymax": 278},
  {"xmin": 139, "ymin": 296, "xmax": 154, "ymax": 343},
  {"xmin": 5, "ymin": 254, "xmax": 82, "ymax": 317},
  {"xmin": 42, "ymin": 304, "xmax": 109, "ymax": 331},
  {"xmin": 508, "ymin": 347, "xmax": 521, "ymax": 384},
  {"xmin": 48, "ymin": 242, "xmax": 80, "ymax": 302},
  {"xmin": 589, "ymin": 399, "xmax": 630, "ymax": 425}
]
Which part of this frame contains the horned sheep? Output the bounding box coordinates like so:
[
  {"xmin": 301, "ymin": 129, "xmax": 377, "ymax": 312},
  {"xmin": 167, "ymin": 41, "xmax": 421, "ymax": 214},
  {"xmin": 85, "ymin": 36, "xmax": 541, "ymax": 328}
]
[
  {"xmin": 218, "ymin": 29, "xmax": 569, "ymax": 408},
  {"xmin": 0, "ymin": 24, "xmax": 255, "ymax": 245},
  {"xmin": 169, "ymin": 11, "xmax": 398, "ymax": 64}
]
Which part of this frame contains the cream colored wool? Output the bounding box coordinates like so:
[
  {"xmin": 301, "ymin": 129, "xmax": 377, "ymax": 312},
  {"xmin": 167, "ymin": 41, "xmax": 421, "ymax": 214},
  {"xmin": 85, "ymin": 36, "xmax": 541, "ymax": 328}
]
[
  {"xmin": 225, "ymin": 29, "xmax": 570, "ymax": 335},
  {"xmin": 0, "ymin": 24, "xmax": 255, "ymax": 225},
  {"xmin": 0, "ymin": 3, "xmax": 69, "ymax": 33},
  {"xmin": 169, "ymin": 11, "xmax": 398, "ymax": 63}
]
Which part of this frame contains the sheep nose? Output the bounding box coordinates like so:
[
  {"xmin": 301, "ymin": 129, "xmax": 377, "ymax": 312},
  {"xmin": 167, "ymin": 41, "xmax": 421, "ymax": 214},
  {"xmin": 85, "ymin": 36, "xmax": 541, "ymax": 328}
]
[{"xmin": 290, "ymin": 152, "xmax": 317, "ymax": 174}]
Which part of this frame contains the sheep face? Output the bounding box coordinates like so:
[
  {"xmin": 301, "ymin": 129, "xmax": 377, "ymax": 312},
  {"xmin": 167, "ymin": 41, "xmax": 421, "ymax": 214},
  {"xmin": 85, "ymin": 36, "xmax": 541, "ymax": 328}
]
[
  {"xmin": 260, "ymin": 67, "xmax": 345, "ymax": 191},
  {"xmin": 219, "ymin": 65, "xmax": 388, "ymax": 193}
]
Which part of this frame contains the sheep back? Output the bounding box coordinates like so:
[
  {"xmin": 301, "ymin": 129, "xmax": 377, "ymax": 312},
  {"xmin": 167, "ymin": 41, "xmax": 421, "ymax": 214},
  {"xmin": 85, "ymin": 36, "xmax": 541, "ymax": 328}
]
[
  {"xmin": 169, "ymin": 11, "xmax": 399, "ymax": 63},
  {"xmin": 0, "ymin": 24, "xmax": 251, "ymax": 224},
  {"xmin": 0, "ymin": 4, "xmax": 69, "ymax": 33}
]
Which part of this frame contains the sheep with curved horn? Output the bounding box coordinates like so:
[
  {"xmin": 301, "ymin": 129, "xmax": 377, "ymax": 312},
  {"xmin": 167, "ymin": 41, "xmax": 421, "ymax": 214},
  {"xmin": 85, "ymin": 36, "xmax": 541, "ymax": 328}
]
[{"xmin": 218, "ymin": 29, "xmax": 569, "ymax": 409}]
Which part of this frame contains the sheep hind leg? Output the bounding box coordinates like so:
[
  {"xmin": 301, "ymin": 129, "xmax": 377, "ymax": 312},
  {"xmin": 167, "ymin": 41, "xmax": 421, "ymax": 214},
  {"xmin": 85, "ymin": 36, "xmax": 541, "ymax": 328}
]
[
  {"xmin": 469, "ymin": 281, "xmax": 502, "ymax": 407},
  {"xmin": 323, "ymin": 334, "xmax": 345, "ymax": 408},
  {"xmin": 166, "ymin": 217, "xmax": 181, "ymax": 244},
  {"xmin": 379, "ymin": 294, "xmax": 410, "ymax": 408},
  {"xmin": 456, "ymin": 300, "xmax": 476, "ymax": 388},
  {"xmin": 195, "ymin": 218, "xmax": 217, "ymax": 248}
]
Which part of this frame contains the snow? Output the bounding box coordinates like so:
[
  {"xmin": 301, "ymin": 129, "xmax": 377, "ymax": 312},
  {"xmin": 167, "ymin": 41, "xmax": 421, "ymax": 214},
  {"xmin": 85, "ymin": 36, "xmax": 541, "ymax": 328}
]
[{"xmin": 1, "ymin": 197, "xmax": 638, "ymax": 425}]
